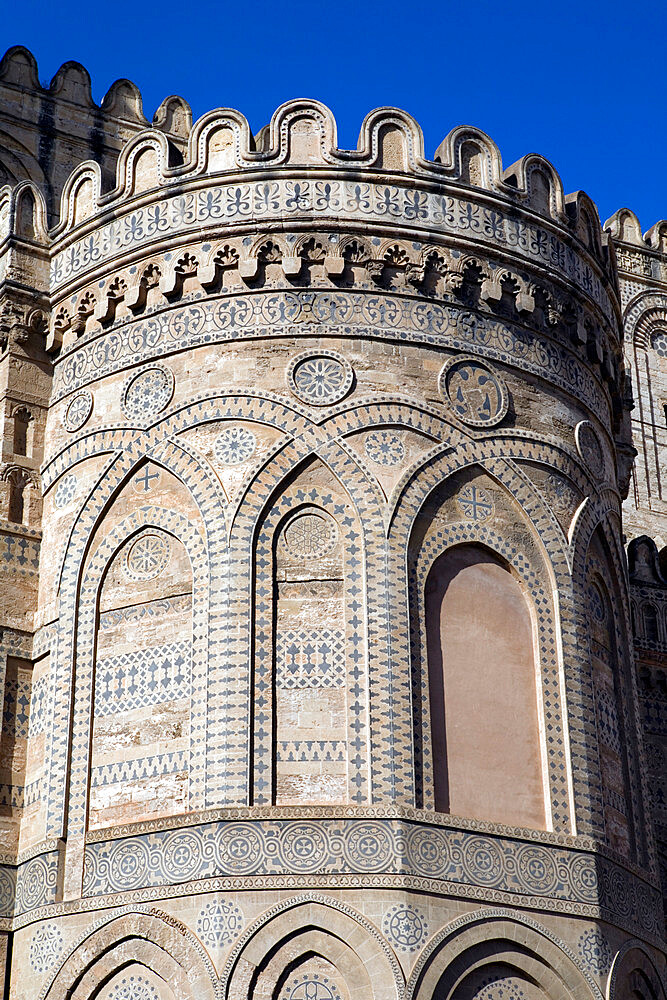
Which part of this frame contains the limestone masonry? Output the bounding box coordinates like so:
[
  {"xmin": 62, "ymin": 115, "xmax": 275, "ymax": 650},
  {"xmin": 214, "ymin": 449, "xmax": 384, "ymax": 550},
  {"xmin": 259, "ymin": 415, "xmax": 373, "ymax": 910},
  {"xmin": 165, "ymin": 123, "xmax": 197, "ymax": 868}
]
[{"xmin": 0, "ymin": 43, "xmax": 664, "ymax": 1000}]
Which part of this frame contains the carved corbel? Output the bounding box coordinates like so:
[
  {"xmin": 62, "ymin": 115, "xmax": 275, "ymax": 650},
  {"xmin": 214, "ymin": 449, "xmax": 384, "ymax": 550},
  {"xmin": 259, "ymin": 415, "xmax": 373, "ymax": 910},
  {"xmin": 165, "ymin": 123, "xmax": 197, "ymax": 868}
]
[
  {"xmin": 46, "ymin": 305, "xmax": 71, "ymax": 352},
  {"xmin": 366, "ymin": 260, "xmax": 385, "ymax": 285},
  {"xmin": 95, "ymin": 277, "xmax": 127, "ymax": 324},
  {"xmin": 198, "ymin": 246, "xmax": 239, "ymax": 290},
  {"xmin": 71, "ymin": 291, "xmax": 96, "ymax": 336},
  {"xmin": 480, "ymin": 277, "xmax": 503, "ymax": 304},
  {"xmin": 160, "ymin": 253, "xmax": 199, "ymax": 300},
  {"xmin": 324, "ymin": 254, "xmax": 345, "ymax": 278},
  {"xmin": 585, "ymin": 324, "xmax": 603, "ymax": 364},
  {"xmin": 515, "ymin": 291, "xmax": 535, "ymax": 314},
  {"xmin": 239, "ymin": 257, "xmax": 259, "ymax": 282},
  {"xmin": 126, "ymin": 263, "xmax": 162, "ymax": 312},
  {"xmin": 282, "ymin": 255, "xmax": 303, "ymax": 279},
  {"xmin": 405, "ymin": 263, "xmax": 426, "ymax": 289}
]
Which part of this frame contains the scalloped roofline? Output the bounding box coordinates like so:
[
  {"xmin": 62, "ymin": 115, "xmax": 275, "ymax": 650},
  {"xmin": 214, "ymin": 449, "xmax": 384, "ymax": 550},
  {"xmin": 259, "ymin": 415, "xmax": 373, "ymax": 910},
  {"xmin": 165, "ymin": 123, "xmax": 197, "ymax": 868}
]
[
  {"xmin": 0, "ymin": 99, "xmax": 612, "ymax": 255},
  {"xmin": 1, "ymin": 45, "xmax": 663, "ymax": 240}
]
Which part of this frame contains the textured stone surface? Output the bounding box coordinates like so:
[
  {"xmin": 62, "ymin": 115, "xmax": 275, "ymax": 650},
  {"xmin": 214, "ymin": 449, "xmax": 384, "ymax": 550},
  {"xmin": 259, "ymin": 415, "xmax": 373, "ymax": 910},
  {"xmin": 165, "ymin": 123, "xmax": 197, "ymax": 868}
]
[{"xmin": 0, "ymin": 45, "xmax": 664, "ymax": 1000}]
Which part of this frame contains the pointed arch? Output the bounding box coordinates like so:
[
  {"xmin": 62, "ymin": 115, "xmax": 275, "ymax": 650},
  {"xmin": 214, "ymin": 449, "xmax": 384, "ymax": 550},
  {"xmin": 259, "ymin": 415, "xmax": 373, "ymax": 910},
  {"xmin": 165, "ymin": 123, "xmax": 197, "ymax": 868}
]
[
  {"xmin": 40, "ymin": 908, "xmax": 216, "ymax": 1000},
  {"xmin": 408, "ymin": 473, "xmax": 552, "ymax": 829},
  {"xmin": 220, "ymin": 893, "xmax": 404, "ymax": 1000},
  {"xmin": 54, "ymin": 502, "xmax": 208, "ymax": 898},
  {"xmin": 251, "ymin": 461, "xmax": 370, "ymax": 806},
  {"xmin": 406, "ymin": 909, "xmax": 601, "ymax": 1000}
]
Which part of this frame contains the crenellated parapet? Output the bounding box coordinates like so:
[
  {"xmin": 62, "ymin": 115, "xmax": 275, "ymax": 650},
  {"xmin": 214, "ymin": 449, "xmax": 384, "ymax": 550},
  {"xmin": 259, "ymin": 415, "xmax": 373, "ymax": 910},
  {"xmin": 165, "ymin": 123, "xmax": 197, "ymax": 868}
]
[
  {"xmin": 0, "ymin": 46, "xmax": 192, "ymax": 223},
  {"xmin": 0, "ymin": 101, "xmax": 630, "ymax": 471}
]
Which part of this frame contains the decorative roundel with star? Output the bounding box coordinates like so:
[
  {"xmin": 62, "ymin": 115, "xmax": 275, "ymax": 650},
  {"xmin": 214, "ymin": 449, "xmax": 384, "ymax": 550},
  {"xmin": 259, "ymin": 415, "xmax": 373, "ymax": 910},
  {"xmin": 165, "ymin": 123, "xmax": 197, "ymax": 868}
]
[
  {"xmin": 63, "ymin": 390, "xmax": 93, "ymax": 431},
  {"xmin": 287, "ymin": 350, "xmax": 354, "ymax": 405},
  {"xmin": 121, "ymin": 363, "xmax": 174, "ymax": 420}
]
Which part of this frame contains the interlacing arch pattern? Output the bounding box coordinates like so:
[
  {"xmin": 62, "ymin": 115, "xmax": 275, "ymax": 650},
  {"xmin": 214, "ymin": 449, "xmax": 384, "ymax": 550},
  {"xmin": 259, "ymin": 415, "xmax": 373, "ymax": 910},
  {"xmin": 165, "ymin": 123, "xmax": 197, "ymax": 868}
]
[
  {"xmin": 34, "ymin": 898, "xmax": 634, "ymax": 1000},
  {"xmin": 39, "ymin": 385, "xmax": 641, "ymax": 823}
]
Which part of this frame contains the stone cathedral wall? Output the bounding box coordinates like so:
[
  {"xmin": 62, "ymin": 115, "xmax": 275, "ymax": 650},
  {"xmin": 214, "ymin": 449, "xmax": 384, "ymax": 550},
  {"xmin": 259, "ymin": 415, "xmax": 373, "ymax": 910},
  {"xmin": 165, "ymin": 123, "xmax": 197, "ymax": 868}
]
[{"xmin": 0, "ymin": 46, "xmax": 664, "ymax": 1000}]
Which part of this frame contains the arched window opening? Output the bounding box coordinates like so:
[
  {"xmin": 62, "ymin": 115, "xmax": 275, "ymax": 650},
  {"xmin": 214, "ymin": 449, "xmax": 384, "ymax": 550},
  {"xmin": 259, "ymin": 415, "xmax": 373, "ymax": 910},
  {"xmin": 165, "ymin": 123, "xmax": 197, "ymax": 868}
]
[
  {"xmin": 12, "ymin": 407, "xmax": 30, "ymax": 457},
  {"xmin": 425, "ymin": 544, "xmax": 546, "ymax": 830},
  {"xmin": 7, "ymin": 470, "xmax": 26, "ymax": 524},
  {"xmin": 643, "ymin": 603, "xmax": 659, "ymax": 642}
]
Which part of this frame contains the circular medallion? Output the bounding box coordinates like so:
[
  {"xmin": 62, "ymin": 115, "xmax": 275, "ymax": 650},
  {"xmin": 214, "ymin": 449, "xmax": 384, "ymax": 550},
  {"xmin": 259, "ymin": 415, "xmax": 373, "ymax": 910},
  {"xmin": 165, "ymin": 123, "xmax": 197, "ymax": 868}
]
[
  {"xmin": 473, "ymin": 975, "xmax": 530, "ymax": 1000},
  {"xmin": 287, "ymin": 351, "xmax": 353, "ymax": 405},
  {"xmin": 108, "ymin": 976, "xmax": 160, "ymax": 1000},
  {"xmin": 108, "ymin": 839, "xmax": 150, "ymax": 890},
  {"xmin": 17, "ymin": 857, "xmax": 53, "ymax": 910},
  {"xmin": 214, "ymin": 426, "xmax": 256, "ymax": 465},
  {"xmin": 588, "ymin": 581, "xmax": 607, "ymax": 624},
  {"xmin": 279, "ymin": 823, "xmax": 328, "ymax": 872},
  {"xmin": 364, "ymin": 429, "xmax": 405, "ymax": 466},
  {"xmin": 54, "ymin": 474, "xmax": 78, "ymax": 509},
  {"xmin": 218, "ymin": 823, "xmax": 263, "ymax": 874},
  {"xmin": 124, "ymin": 531, "xmax": 170, "ymax": 581},
  {"xmin": 516, "ymin": 844, "xmax": 558, "ymax": 894},
  {"xmin": 281, "ymin": 974, "xmax": 342, "ymax": 1000},
  {"xmin": 63, "ymin": 390, "xmax": 93, "ymax": 431},
  {"xmin": 456, "ymin": 484, "xmax": 494, "ymax": 521},
  {"xmin": 575, "ymin": 420, "xmax": 605, "ymax": 480},
  {"xmin": 568, "ymin": 854, "xmax": 598, "ymax": 901},
  {"xmin": 344, "ymin": 822, "xmax": 393, "ymax": 872},
  {"xmin": 439, "ymin": 355, "xmax": 508, "ymax": 427},
  {"xmin": 29, "ymin": 922, "xmax": 63, "ymax": 973},
  {"xmin": 382, "ymin": 904, "xmax": 428, "ymax": 952},
  {"xmin": 406, "ymin": 825, "xmax": 449, "ymax": 877},
  {"xmin": 163, "ymin": 830, "xmax": 203, "ymax": 881},
  {"xmin": 283, "ymin": 511, "xmax": 337, "ymax": 559},
  {"xmin": 121, "ymin": 363, "xmax": 174, "ymax": 420},
  {"xmin": 197, "ymin": 899, "xmax": 244, "ymax": 948},
  {"xmin": 462, "ymin": 836, "xmax": 503, "ymax": 886}
]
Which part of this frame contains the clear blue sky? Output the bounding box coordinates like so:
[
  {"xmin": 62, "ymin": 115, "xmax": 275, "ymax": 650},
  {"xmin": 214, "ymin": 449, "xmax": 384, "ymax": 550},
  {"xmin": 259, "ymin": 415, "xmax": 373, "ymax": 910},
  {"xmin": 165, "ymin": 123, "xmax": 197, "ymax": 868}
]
[{"xmin": 3, "ymin": 1, "xmax": 665, "ymax": 231}]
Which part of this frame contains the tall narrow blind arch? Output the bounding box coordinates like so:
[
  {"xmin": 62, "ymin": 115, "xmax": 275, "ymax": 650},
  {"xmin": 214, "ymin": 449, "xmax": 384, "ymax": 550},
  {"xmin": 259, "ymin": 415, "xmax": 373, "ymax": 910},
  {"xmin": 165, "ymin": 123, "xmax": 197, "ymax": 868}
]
[{"xmin": 426, "ymin": 544, "xmax": 546, "ymax": 829}]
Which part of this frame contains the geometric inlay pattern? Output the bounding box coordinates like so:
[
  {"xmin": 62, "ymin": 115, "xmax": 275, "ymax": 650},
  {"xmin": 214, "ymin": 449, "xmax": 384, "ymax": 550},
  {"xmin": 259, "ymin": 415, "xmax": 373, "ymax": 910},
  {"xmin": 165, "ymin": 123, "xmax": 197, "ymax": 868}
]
[
  {"xmin": 287, "ymin": 351, "xmax": 353, "ymax": 405},
  {"xmin": 121, "ymin": 363, "xmax": 174, "ymax": 420},
  {"xmin": 577, "ymin": 927, "xmax": 613, "ymax": 975},
  {"xmin": 650, "ymin": 329, "xmax": 667, "ymax": 357},
  {"xmin": 282, "ymin": 512, "xmax": 337, "ymax": 559},
  {"xmin": 196, "ymin": 898, "xmax": 244, "ymax": 948},
  {"xmin": 214, "ymin": 426, "xmax": 256, "ymax": 464},
  {"xmin": 54, "ymin": 474, "xmax": 78, "ymax": 509},
  {"xmin": 107, "ymin": 976, "xmax": 160, "ymax": 1000},
  {"xmin": 364, "ymin": 429, "xmax": 405, "ymax": 465},
  {"xmin": 63, "ymin": 389, "xmax": 93, "ymax": 431},
  {"xmin": 575, "ymin": 420, "xmax": 605, "ymax": 480},
  {"xmin": 28, "ymin": 921, "xmax": 63, "ymax": 973},
  {"xmin": 382, "ymin": 903, "xmax": 428, "ymax": 952},
  {"xmin": 94, "ymin": 640, "xmax": 191, "ymax": 714},
  {"xmin": 280, "ymin": 974, "xmax": 342, "ymax": 1000},
  {"xmin": 277, "ymin": 629, "xmax": 346, "ymax": 688},
  {"xmin": 124, "ymin": 531, "xmax": 171, "ymax": 581},
  {"xmin": 457, "ymin": 484, "xmax": 494, "ymax": 520},
  {"xmin": 439, "ymin": 355, "xmax": 508, "ymax": 426}
]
